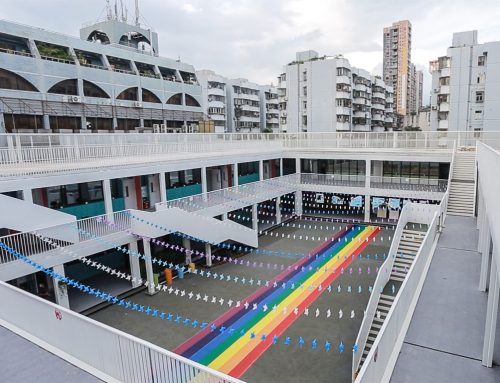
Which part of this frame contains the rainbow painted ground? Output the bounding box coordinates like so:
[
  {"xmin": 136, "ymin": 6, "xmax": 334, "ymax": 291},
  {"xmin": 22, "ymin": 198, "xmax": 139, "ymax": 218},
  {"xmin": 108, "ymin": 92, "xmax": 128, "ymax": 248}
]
[{"xmin": 175, "ymin": 224, "xmax": 381, "ymax": 377}]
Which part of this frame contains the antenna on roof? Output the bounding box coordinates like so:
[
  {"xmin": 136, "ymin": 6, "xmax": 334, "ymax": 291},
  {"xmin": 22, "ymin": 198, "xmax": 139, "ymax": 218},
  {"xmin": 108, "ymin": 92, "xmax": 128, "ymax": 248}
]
[
  {"xmin": 120, "ymin": 0, "xmax": 126, "ymax": 22},
  {"xmin": 135, "ymin": 0, "xmax": 140, "ymax": 26},
  {"xmin": 106, "ymin": 0, "xmax": 113, "ymax": 20}
]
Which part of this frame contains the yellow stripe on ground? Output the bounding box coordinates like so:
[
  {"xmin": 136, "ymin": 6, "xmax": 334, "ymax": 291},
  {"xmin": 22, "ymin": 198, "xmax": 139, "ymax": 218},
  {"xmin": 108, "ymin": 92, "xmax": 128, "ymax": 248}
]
[{"xmin": 210, "ymin": 226, "xmax": 377, "ymax": 373}]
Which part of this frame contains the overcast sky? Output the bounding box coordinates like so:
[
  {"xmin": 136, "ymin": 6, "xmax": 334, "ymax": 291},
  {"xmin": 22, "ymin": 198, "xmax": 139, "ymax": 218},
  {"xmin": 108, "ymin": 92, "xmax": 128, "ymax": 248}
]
[{"xmin": 3, "ymin": 0, "xmax": 500, "ymax": 105}]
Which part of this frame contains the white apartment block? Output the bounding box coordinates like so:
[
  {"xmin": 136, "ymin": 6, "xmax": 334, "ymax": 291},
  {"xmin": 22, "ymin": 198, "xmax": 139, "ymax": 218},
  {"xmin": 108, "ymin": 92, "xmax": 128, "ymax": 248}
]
[
  {"xmin": 277, "ymin": 72, "xmax": 287, "ymax": 131},
  {"xmin": 196, "ymin": 70, "xmax": 227, "ymax": 133},
  {"xmin": 225, "ymin": 78, "xmax": 261, "ymax": 132},
  {"xmin": 430, "ymin": 31, "xmax": 500, "ymax": 132},
  {"xmin": 282, "ymin": 51, "xmax": 394, "ymax": 133},
  {"xmin": 259, "ymin": 85, "xmax": 279, "ymax": 132}
]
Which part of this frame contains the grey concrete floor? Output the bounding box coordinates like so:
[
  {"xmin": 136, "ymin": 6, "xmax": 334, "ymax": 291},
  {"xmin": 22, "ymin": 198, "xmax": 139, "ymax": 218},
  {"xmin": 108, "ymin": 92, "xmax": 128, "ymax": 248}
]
[
  {"xmin": 391, "ymin": 215, "xmax": 500, "ymax": 383},
  {"xmin": 90, "ymin": 220, "xmax": 394, "ymax": 383},
  {"xmin": 0, "ymin": 325, "xmax": 101, "ymax": 383}
]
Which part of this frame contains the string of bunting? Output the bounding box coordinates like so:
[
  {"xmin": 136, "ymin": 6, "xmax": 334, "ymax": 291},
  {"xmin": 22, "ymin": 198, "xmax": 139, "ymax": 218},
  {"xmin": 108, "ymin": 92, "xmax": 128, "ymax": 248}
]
[
  {"xmin": 0, "ymin": 241, "xmax": 362, "ymax": 354},
  {"xmin": 68, "ymin": 222, "xmax": 385, "ymax": 293},
  {"xmin": 34, "ymin": 233, "xmax": 398, "ymax": 322},
  {"xmin": 100, "ymin": 216, "xmax": 388, "ymax": 272}
]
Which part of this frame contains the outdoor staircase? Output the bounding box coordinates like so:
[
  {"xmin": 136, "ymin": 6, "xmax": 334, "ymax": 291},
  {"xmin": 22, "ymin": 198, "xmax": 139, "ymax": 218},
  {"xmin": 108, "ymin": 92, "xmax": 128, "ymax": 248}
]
[
  {"xmin": 359, "ymin": 226, "xmax": 426, "ymax": 368},
  {"xmin": 447, "ymin": 149, "xmax": 476, "ymax": 216}
]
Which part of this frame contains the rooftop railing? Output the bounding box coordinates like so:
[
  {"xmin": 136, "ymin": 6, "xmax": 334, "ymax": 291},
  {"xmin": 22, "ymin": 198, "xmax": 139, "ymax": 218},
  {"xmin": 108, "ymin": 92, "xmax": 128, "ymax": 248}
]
[{"xmin": 0, "ymin": 131, "xmax": 497, "ymax": 178}]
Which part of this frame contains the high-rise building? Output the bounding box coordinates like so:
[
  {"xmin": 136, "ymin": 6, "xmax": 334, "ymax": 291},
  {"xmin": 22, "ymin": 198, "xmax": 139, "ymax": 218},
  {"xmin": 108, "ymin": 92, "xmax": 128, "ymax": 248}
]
[
  {"xmin": 408, "ymin": 64, "xmax": 424, "ymax": 114},
  {"xmin": 282, "ymin": 51, "xmax": 393, "ymax": 133},
  {"xmin": 383, "ymin": 20, "xmax": 412, "ymax": 117},
  {"xmin": 429, "ymin": 31, "xmax": 500, "ymax": 131}
]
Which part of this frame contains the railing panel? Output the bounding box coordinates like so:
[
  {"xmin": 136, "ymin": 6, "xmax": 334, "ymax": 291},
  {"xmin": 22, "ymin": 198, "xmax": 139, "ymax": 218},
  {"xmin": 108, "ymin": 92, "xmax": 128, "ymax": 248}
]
[{"xmin": 0, "ymin": 280, "xmax": 243, "ymax": 383}]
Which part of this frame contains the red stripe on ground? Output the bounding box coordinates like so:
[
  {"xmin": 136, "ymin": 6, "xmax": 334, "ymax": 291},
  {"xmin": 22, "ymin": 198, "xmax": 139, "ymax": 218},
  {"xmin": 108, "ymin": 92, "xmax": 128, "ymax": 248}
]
[
  {"xmin": 174, "ymin": 225, "xmax": 353, "ymax": 354},
  {"xmin": 228, "ymin": 227, "xmax": 381, "ymax": 378}
]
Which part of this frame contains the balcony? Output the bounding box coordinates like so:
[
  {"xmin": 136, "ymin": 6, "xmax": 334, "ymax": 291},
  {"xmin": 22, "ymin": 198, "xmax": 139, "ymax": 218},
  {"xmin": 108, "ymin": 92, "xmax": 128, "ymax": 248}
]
[
  {"xmin": 336, "ymin": 122, "xmax": 350, "ymax": 131},
  {"xmin": 337, "ymin": 75, "xmax": 350, "ymax": 85},
  {"xmin": 336, "ymin": 91, "xmax": 351, "ymax": 99},
  {"xmin": 35, "ymin": 41, "xmax": 75, "ymax": 65},
  {"xmin": 372, "ymin": 91, "xmax": 385, "ymax": 99},
  {"xmin": 108, "ymin": 56, "xmax": 135, "ymax": 75},
  {"xmin": 439, "ymin": 85, "xmax": 450, "ymax": 94},
  {"xmin": 75, "ymin": 49, "xmax": 107, "ymax": 71},
  {"xmin": 0, "ymin": 33, "xmax": 33, "ymax": 58},
  {"xmin": 336, "ymin": 106, "xmax": 351, "ymax": 115},
  {"xmin": 439, "ymin": 102, "xmax": 450, "ymax": 112},
  {"xmin": 438, "ymin": 119, "xmax": 449, "ymax": 130},
  {"xmin": 440, "ymin": 67, "xmax": 450, "ymax": 77},
  {"xmin": 159, "ymin": 67, "xmax": 180, "ymax": 82}
]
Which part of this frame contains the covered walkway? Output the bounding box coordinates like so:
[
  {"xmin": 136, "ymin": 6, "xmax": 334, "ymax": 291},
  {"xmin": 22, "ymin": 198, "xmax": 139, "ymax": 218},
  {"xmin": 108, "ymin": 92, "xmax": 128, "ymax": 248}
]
[{"xmin": 390, "ymin": 215, "xmax": 500, "ymax": 382}]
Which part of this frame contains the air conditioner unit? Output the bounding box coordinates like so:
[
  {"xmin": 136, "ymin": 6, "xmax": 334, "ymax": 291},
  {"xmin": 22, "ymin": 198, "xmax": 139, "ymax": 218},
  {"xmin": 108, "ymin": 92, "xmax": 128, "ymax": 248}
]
[
  {"xmin": 133, "ymin": 101, "xmax": 143, "ymax": 108},
  {"xmin": 235, "ymin": 127, "xmax": 241, "ymax": 132},
  {"xmin": 67, "ymin": 96, "xmax": 81, "ymax": 103},
  {"xmin": 431, "ymin": 106, "xmax": 438, "ymax": 110},
  {"xmin": 153, "ymin": 124, "xmax": 160, "ymax": 133},
  {"xmin": 433, "ymin": 88, "xmax": 440, "ymax": 93}
]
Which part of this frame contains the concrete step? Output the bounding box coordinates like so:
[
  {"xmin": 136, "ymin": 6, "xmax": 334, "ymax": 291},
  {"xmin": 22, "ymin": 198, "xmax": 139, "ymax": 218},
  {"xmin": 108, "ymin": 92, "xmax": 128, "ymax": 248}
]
[{"xmin": 390, "ymin": 276, "xmax": 405, "ymax": 282}]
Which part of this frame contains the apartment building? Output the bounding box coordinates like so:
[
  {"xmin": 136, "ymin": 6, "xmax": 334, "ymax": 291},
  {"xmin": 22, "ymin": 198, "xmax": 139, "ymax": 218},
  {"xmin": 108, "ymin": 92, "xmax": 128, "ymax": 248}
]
[
  {"xmin": 0, "ymin": 18, "xmax": 204, "ymax": 133},
  {"xmin": 283, "ymin": 51, "xmax": 393, "ymax": 132},
  {"xmin": 383, "ymin": 20, "xmax": 412, "ymax": 117},
  {"xmin": 409, "ymin": 63, "xmax": 424, "ymax": 114},
  {"xmin": 429, "ymin": 30, "xmax": 500, "ymax": 132},
  {"xmin": 259, "ymin": 85, "xmax": 279, "ymax": 132},
  {"xmin": 225, "ymin": 78, "xmax": 262, "ymax": 132},
  {"xmin": 196, "ymin": 70, "xmax": 227, "ymax": 133},
  {"xmin": 277, "ymin": 72, "xmax": 287, "ymax": 131}
]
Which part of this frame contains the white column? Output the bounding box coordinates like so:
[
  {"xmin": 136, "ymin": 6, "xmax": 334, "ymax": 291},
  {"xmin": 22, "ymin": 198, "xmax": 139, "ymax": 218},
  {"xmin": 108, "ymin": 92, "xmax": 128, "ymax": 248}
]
[
  {"xmin": 279, "ymin": 158, "xmax": 283, "ymax": 176},
  {"xmin": 43, "ymin": 114, "xmax": 50, "ymax": 130},
  {"xmin": 52, "ymin": 265, "xmax": 70, "ymax": 309},
  {"xmin": 364, "ymin": 194, "xmax": 371, "ymax": 223},
  {"xmin": 295, "ymin": 158, "xmax": 301, "ymax": 174},
  {"xmin": 479, "ymin": 225, "xmax": 491, "ymax": 292},
  {"xmin": 205, "ymin": 243, "xmax": 212, "ymax": 267},
  {"xmin": 143, "ymin": 239, "xmax": 156, "ymax": 295},
  {"xmin": 103, "ymin": 179, "xmax": 113, "ymax": 216},
  {"xmin": 159, "ymin": 172, "xmax": 167, "ymax": 203},
  {"xmin": 22, "ymin": 189, "xmax": 33, "ymax": 203},
  {"xmin": 201, "ymin": 166, "xmax": 208, "ymax": 195},
  {"xmin": 365, "ymin": 159, "xmax": 371, "ymax": 189},
  {"xmin": 0, "ymin": 112, "xmax": 5, "ymax": 133},
  {"xmin": 482, "ymin": 252, "xmax": 499, "ymax": 367},
  {"xmin": 259, "ymin": 160, "xmax": 264, "ymax": 181},
  {"xmin": 276, "ymin": 197, "xmax": 282, "ymax": 224},
  {"xmin": 295, "ymin": 191, "xmax": 303, "ymax": 216},
  {"xmin": 252, "ymin": 204, "xmax": 258, "ymax": 230},
  {"xmin": 129, "ymin": 241, "xmax": 141, "ymax": 288},
  {"xmin": 233, "ymin": 163, "xmax": 239, "ymax": 187},
  {"xmin": 183, "ymin": 238, "xmax": 192, "ymax": 265}
]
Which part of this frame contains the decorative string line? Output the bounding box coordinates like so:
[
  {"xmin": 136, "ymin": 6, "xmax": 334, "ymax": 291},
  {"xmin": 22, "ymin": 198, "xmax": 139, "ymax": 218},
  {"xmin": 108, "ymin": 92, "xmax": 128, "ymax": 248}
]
[
  {"xmin": 35, "ymin": 234, "xmax": 386, "ymax": 322},
  {"xmin": 101, "ymin": 215, "xmax": 387, "ymax": 273},
  {"xmin": 53, "ymin": 222, "xmax": 383, "ymax": 294},
  {"xmin": 125, "ymin": 210, "xmax": 390, "ymax": 261},
  {"xmin": 124, "ymin": 211, "xmax": 392, "ymax": 256},
  {"xmin": 0, "ymin": 241, "xmax": 361, "ymax": 354}
]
